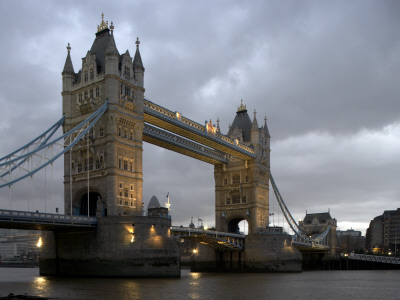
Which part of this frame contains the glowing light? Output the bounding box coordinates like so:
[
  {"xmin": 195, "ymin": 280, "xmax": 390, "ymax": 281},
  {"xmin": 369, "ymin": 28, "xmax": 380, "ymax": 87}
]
[
  {"xmin": 192, "ymin": 249, "xmax": 198, "ymax": 254},
  {"xmin": 204, "ymin": 226, "xmax": 208, "ymax": 230},
  {"xmin": 131, "ymin": 235, "xmax": 135, "ymax": 243},
  {"xmin": 37, "ymin": 237, "xmax": 42, "ymax": 248}
]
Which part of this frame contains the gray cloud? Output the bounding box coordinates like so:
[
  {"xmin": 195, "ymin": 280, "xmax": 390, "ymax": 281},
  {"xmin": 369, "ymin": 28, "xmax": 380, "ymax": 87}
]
[{"xmin": 1, "ymin": 1, "xmax": 399, "ymax": 233}]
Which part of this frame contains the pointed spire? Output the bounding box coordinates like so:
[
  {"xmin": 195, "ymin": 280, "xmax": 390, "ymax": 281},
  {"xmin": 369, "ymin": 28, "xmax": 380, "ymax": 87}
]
[
  {"xmin": 263, "ymin": 116, "xmax": 271, "ymax": 138},
  {"xmin": 251, "ymin": 109, "xmax": 258, "ymax": 130},
  {"xmin": 63, "ymin": 42, "xmax": 74, "ymax": 74},
  {"xmin": 133, "ymin": 37, "xmax": 144, "ymax": 70},
  {"xmin": 110, "ymin": 21, "xmax": 114, "ymax": 35},
  {"xmin": 216, "ymin": 117, "xmax": 220, "ymax": 132},
  {"xmin": 97, "ymin": 13, "xmax": 109, "ymax": 32},
  {"xmin": 105, "ymin": 33, "xmax": 119, "ymax": 56}
]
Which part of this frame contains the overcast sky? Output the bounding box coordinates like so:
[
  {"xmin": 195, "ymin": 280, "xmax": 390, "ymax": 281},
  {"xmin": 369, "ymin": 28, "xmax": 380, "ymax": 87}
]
[{"xmin": 0, "ymin": 1, "xmax": 399, "ymax": 234}]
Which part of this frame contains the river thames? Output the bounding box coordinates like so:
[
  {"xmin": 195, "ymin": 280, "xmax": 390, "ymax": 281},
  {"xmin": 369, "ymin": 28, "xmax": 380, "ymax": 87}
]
[{"xmin": 0, "ymin": 268, "xmax": 399, "ymax": 299}]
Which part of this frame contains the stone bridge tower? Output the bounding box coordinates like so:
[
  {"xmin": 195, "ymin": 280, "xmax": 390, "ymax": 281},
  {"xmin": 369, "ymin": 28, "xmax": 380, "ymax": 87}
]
[
  {"xmin": 215, "ymin": 101, "xmax": 271, "ymax": 234},
  {"xmin": 61, "ymin": 15, "xmax": 145, "ymax": 217}
]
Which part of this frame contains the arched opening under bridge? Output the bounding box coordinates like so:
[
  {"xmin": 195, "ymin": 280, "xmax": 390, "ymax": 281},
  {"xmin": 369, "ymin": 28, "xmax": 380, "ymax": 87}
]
[
  {"xmin": 79, "ymin": 192, "xmax": 101, "ymax": 216},
  {"xmin": 228, "ymin": 218, "xmax": 249, "ymax": 235}
]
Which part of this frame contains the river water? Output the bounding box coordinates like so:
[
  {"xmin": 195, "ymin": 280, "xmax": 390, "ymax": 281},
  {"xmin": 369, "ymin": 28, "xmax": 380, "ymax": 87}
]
[{"xmin": 0, "ymin": 267, "xmax": 399, "ymax": 299}]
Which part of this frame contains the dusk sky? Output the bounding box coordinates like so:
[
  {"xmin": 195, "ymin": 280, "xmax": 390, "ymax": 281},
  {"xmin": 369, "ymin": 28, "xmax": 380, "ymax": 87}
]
[{"xmin": 0, "ymin": 1, "xmax": 399, "ymax": 234}]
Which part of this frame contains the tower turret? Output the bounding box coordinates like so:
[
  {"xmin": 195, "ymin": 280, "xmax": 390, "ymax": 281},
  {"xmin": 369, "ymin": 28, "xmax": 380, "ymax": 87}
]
[{"xmin": 133, "ymin": 37, "xmax": 145, "ymax": 88}]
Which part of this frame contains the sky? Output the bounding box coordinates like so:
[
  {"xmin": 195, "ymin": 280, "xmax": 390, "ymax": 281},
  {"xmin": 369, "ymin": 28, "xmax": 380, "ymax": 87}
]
[{"xmin": 0, "ymin": 0, "xmax": 399, "ymax": 235}]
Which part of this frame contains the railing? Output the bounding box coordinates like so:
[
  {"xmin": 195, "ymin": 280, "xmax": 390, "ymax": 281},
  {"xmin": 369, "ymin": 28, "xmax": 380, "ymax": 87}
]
[
  {"xmin": 144, "ymin": 99, "xmax": 255, "ymax": 157},
  {"xmin": 348, "ymin": 253, "xmax": 400, "ymax": 265},
  {"xmin": 143, "ymin": 124, "xmax": 227, "ymax": 163},
  {"xmin": 171, "ymin": 226, "xmax": 245, "ymax": 250},
  {"xmin": 0, "ymin": 209, "xmax": 97, "ymax": 226}
]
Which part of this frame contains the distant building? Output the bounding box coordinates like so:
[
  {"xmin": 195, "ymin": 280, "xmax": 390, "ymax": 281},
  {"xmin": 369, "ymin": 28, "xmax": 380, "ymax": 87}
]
[
  {"xmin": 366, "ymin": 208, "xmax": 400, "ymax": 255},
  {"xmin": 336, "ymin": 229, "xmax": 365, "ymax": 252},
  {"xmin": 0, "ymin": 229, "xmax": 40, "ymax": 261},
  {"xmin": 147, "ymin": 195, "xmax": 169, "ymax": 218},
  {"xmin": 299, "ymin": 212, "xmax": 337, "ymax": 252}
]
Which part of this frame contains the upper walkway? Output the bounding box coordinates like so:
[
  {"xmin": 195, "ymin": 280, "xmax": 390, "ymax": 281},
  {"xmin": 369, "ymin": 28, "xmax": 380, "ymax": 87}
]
[
  {"xmin": 143, "ymin": 99, "xmax": 255, "ymax": 163},
  {"xmin": 0, "ymin": 209, "xmax": 97, "ymax": 231}
]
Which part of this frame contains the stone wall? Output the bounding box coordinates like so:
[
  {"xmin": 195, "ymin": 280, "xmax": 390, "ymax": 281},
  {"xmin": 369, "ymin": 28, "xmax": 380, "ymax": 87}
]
[{"xmin": 40, "ymin": 215, "xmax": 180, "ymax": 277}]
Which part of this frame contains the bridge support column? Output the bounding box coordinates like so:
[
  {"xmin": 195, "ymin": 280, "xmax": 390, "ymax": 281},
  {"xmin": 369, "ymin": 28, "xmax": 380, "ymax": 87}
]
[
  {"xmin": 39, "ymin": 216, "xmax": 180, "ymax": 277},
  {"xmin": 190, "ymin": 233, "xmax": 302, "ymax": 272}
]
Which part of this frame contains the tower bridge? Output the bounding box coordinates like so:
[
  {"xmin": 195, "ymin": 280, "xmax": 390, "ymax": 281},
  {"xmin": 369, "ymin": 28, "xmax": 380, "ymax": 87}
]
[{"xmin": 0, "ymin": 15, "xmax": 334, "ymax": 276}]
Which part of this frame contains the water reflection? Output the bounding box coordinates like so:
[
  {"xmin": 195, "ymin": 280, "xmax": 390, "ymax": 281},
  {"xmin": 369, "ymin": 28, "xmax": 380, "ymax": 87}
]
[{"xmin": 31, "ymin": 277, "xmax": 48, "ymax": 297}]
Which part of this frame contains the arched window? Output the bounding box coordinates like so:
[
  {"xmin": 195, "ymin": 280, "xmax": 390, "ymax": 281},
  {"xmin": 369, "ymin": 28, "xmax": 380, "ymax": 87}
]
[{"xmin": 233, "ymin": 174, "xmax": 240, "ymax": 184}]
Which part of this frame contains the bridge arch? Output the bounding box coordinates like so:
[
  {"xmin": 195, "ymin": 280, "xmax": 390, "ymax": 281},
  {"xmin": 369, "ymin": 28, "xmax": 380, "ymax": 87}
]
[
  {"xmin": 228, "ymin": 217, "xmax": 249, "ymax": 235},
  {"xmin": 73, "ymin": 188, "xmax": 104, "ymax": 217}
]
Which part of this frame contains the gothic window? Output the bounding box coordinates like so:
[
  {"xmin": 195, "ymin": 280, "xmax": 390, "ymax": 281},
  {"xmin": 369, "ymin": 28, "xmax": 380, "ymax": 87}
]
[
  {"xmin": 99, "ymin": 127, "xmax": 104, "ymax": 137},
  {"xmin": 124, "ymin": 189, "xmax": 129, "ymax": 198},
  {"xmin": 130, "ymin": 130, "xmax": 133, "ymax": 140},
  {"xmin": 123, "ymin": 160, "xmax": 128, "ymax": 170},
  {"xmin": 90, "ymin": 89, "xmax": 93, "ymax": 98},
  {"xmin": 119, "ymin": 182, "xmax": 123, "ymax": 189},
  {"xmin": 125, "ymin": 86, "xmax": 131, "ymax": 97},
  {"xmin": 90, "ymin": 69, "xmax": 94, "ymax": 80},
  {"xmin": 232, "ymin": 194, "xmax": 241, "ymax": 204},
  {"xmin": 233, "ymin": 174, "xmax": 240, "ymax": 185},
  {"xmin": 124, "ymin": 66, "xmax": 130, "ymax": 76},
  {"xmin": 84, "ymin": 158, "xmax": 93, "ymax": 171},
  {"xmin": 118, "ymin": 127, "xmax": 122, "ymax": 137},
  {"xmin": 130, "ymin": 184, "xmax": 134, "ymax": 191},
  {"xmin": 124, "ymin": 129, "xmax": 127, "ymax": 138},
  {"xmin": 77, "ymin": 163, "xmax": 82, "ymax": 173},
  {"xmin": 118, "ymin": 158, "xmax": 122, "ymax": 169},
  {"xmin": 78, "ymin": 93, "xmax": 82, "ymax": 102},
  {"xmin": 226, "ymin": 197, "xmax": 231, "ymax": 205},
  {"xmin": 242, "ymin": 196, "xmax": 247, "ymax": 203},
  {"xmin": 95, "ymin": 86, "xmax": 100, "ymax": 97},
  {"xmin": 84, "ymin": 71, "xmax": 88, "ymax": 82},
  {"xmin": 95, "ymin": 159, "xmax": 100, "ymax": 170},
  {"xmin": 120, "ymin": 84, "xmax": 123, "ymax": 95},
  {"xmin": 84, "ymin": 91, "xmax": 88, "ymax": 99},
  {"xmin": 88, "ymin": 128, "xmax": 94, "ymax": 139}
]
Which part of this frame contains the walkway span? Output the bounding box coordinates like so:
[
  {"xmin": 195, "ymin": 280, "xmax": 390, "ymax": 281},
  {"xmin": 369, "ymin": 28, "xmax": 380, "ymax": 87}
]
[
  {"xmin": 0, "ymin": 209, "xmax": 97, "ymax": 231},
  {"xmin": 171, "ymin": 226, "xmax": 245, "ymax": 251}
]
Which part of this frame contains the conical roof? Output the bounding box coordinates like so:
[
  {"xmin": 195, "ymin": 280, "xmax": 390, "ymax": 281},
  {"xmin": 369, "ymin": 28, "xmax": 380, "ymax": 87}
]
[
  {"xmin": 148, "ymin": 195, "xmax": 161, "ymax": 209},
  {"xmin": 228, "ymin": 108, "xmax": 252, "ymax": 143},
  {"xmin": 62, "ymin": 44, "xmax": 74, "ymax": 74},
  {"xmin": 89, "ymin": 28, "xmax": 119, "ymax": 73},
  {"xmin": 133, "ymin": 37, "xmax": 144, "ymax": 70}
]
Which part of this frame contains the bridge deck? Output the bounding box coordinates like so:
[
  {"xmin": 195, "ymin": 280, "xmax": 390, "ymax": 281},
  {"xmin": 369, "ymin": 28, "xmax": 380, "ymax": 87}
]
[
  {"xmin": 171, "ymin": 226, "xmax": 245, "ymax": 251},
  {"xmin": 0, "ymin": 209, "xmax": 97, "ymax": 231},
  {"xmin": 144, "ymin": 99, "xmax": 255, "ymax": 161}
]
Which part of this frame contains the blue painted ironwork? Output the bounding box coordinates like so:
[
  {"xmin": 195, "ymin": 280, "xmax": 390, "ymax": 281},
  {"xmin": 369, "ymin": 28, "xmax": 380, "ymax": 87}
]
[
  {"xmin": 270, "ymin": 173, "xmax": 330, "ymax": 250},
  {"xmin": 0, "ymin": 101, "xmax": 108, "ymax": 188},
  {"xmin": 143, "ymin": 123, "xmax": 228, "ymax": 164},
  {"xmin": 144, "ymin": 99, "xmax": 255, "ymax": 159},
  {"xmin": 171, "ymin": 226, "xmax": 245, "ymax": 251},
  {"xmin": 0, "ymin": 209, "xmax": 97, "ymax": 229}
]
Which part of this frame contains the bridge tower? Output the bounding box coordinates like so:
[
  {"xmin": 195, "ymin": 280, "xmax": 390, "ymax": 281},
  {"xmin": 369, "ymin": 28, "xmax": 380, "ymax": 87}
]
[
  {"xmin": 62, "ymin": 15, "xmax": 145, "ymax": 217},
  {"xmin": 215, "ymin": 101, "xmax": 271, "ymax": 234}
]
